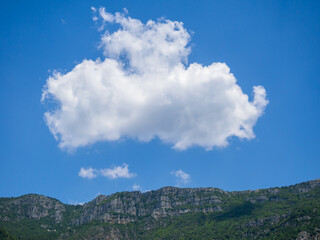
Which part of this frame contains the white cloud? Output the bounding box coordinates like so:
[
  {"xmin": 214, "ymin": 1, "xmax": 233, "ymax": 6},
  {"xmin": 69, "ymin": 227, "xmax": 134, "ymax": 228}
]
[
  {"xmin": 132, "ymin": 184, "xmax": 141, "ymax": 191},
  {"xmin": 42, "ymin": 8, "xmax": 268, "ymax": 151},
  {"xmin": 100, "ymin": 164, "xmax": 135, "ymax": 179},
  {"xmin": 68, "ymin": 200, "xmax": 85, "ymax": 206},
  {"xmin": 171, "ymin": 169, "xmax": 190, "ymax": 186},
  {"xmin": 78, "ymin": 167, "xmax": 97, "ymax": 179},
  {"xmin": 79, "ymin": 164, "xmax": 135, "ymax": 180}
]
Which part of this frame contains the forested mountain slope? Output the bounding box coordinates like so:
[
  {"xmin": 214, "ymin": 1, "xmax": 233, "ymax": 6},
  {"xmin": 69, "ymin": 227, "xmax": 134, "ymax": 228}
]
[{"xmin": 0, "ymin": 179, "xmax": 319, "ymax": 239}]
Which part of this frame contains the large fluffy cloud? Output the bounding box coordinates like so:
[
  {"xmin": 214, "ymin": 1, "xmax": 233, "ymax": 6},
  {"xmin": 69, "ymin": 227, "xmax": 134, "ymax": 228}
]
[{"xmin": 42, "ymin": 8, "xmax": 268, "ymax": 150}]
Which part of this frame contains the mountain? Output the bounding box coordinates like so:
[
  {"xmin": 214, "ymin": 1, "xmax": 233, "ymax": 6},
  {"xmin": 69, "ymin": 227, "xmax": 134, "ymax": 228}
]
[{"xmin": 0, "ymin": 179, "xmax": 320, "ymax": 240}]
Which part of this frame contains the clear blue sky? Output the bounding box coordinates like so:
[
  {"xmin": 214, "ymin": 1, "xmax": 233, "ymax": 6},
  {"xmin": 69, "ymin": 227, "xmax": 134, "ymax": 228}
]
[{"xmin": 1, "ymin": 0, "xmax": 319, "ymax": 204}]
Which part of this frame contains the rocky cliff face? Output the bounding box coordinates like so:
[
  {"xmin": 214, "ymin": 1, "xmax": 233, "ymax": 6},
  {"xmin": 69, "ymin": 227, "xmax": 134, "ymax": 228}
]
[
  {"xmin": 0, "ymin": 179, "xmax": 319, "ymax": 240},
  {"xmin": 0, "ymin": 194, "xmax": 65, "ymax": 223},
  {"xmin": 73, "ymin": 187, "xmax": 224, "ymax": 225},
  {"xmin": 71, "ymin": 180, "xmax": 320, "ymax": 225}
]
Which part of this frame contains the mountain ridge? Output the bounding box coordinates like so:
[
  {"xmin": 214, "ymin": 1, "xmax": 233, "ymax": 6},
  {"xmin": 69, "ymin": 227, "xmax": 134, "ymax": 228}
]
[
  {"xmin": 6, "ymin": 178, "xmax": 320, "ymax": 205},
  {"xmin": 0, "ymin": 179, "xmax": 319, "ymax": 239}
]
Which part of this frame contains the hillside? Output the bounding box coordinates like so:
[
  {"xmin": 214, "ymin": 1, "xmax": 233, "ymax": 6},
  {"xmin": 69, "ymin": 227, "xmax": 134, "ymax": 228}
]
[{"xmin": 0, "ymin": 179, "xmax": 320, "ymax": 239}]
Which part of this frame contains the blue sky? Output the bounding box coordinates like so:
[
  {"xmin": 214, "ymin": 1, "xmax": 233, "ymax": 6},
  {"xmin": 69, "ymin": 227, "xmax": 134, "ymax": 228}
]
[{"xmin": 1, "ymin": 0, "xmax": 319, "ymax": 204}]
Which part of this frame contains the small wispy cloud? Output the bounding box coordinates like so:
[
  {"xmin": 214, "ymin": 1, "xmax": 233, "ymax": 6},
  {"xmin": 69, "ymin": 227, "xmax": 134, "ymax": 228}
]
[
  {"xmin": 132, "ymin": 184, "xmax": 141, "ymax": 191},
  {"xmin": 79, "ymin": 164, "xmax": 135, "ymax": 180},
  {"xmin": 171, "ymin": 169, "xmax": 191, "ymax": 187},
  {"xmin": 91, "ymin": 7, "xmax": 98, "ymax": 21},
  {"xmin": 68, "ymin": 200, "xmax": 85, "ymax": 206},
  {"xmin": 100, "ymin": 164, "xmax": 135, "ymax": 179},
  {"xmin": 78, "ymin": 167, "xmax": 97, "ymax": 179},
  {"xmin": 131, "ymin": 184, "xmax": 150, "ymax": 193}
]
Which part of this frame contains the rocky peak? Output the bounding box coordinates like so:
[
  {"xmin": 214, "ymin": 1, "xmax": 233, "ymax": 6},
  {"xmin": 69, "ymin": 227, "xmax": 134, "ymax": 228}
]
[{"xmin": 0, "ymin": 194, "xmax": 65, "ymax": 222}]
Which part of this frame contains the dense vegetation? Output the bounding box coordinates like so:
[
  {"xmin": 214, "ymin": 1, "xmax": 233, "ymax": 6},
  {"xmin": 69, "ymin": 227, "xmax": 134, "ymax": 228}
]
[{"xmin": 0, "ymin": 179, "xmax": 319, "ymax": 239}]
